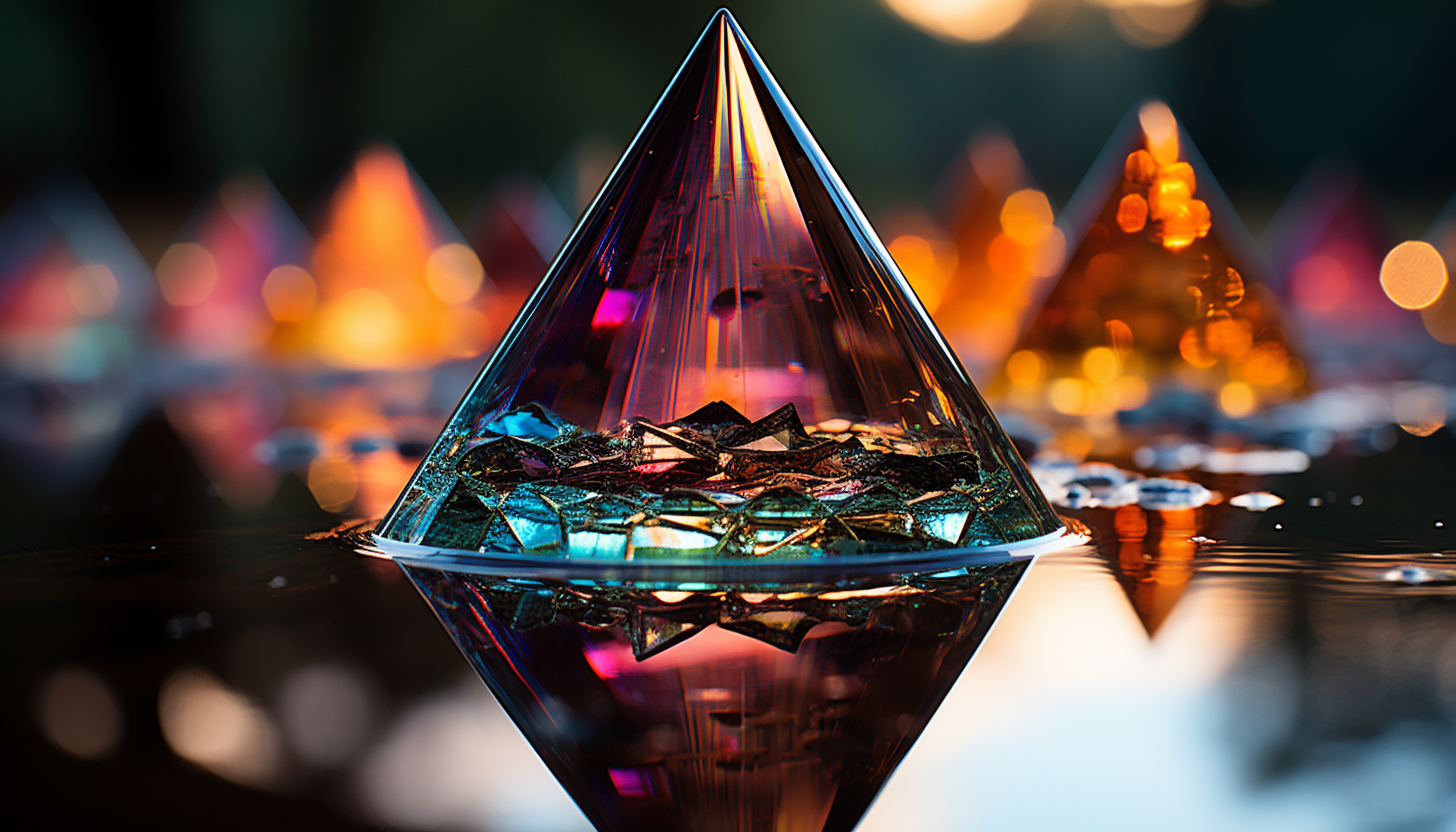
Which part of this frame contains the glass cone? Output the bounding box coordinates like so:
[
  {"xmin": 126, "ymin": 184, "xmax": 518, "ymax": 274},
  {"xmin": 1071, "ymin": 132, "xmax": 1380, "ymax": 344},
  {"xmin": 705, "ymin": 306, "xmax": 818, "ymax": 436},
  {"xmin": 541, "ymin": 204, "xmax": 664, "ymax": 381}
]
[
  {"xmin": 377, "ymin": 10, "xmax": 1071, "ymax": 832},
  {"xmin": 997, "ymin": 102, "xmax": 1307, "ymax": 427},
  {"xmin": 379, "ymin": 12, "xmax": 1060, "ymax": 559}
]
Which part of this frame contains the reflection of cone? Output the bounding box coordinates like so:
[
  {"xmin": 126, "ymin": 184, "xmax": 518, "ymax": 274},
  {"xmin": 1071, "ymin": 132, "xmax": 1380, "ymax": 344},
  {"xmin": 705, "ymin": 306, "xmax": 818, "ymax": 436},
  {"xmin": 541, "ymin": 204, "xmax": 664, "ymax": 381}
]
[
  {"xmin": 908, "ymin": 127, "xmax": 1064, "ymax": 382},
  {"xmin": 276, "ymin": 144, "xmax": 504, "ymax": 369},
  {"xmin": 999, "ymin": 102, "xmax": 1306, "ymax": 431},
  {"xmin": 385, "ymin": 12, "xmax": 1059, "ymax": 832}
]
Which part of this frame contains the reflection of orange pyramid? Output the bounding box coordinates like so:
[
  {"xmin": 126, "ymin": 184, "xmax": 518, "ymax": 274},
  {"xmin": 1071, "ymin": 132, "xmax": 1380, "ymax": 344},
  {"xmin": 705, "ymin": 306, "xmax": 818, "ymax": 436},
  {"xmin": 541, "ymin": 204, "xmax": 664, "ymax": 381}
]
[
  {"xmin": 1106, "ymin": 505, "xmax": 1195, "ymax": 637},
  {"xmin": 275, "ymin": 144, "xmax": 505, "ymax": 369},
  {"xmin": 1001, "ymin": 103, "xmax": 1306, "ymax": 422},
  {"xmin": 896, "ymin": 128, "xmax": 1064, "ymax": 382}
]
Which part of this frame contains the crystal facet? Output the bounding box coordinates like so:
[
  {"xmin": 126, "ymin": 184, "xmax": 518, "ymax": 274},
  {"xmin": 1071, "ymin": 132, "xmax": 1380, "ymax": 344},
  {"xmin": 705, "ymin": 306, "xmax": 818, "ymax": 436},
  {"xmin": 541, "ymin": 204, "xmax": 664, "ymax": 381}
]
[{"xmin": 379, "ymin": 13, "xmax": 1060, "ymax": 556}]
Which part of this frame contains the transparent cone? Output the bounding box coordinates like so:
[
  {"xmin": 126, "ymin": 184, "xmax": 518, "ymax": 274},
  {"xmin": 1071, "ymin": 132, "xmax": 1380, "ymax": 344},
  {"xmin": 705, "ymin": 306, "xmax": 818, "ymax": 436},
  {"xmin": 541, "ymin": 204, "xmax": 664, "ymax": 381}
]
[{"xmin": 376, "ymin": 11, "xmax": 1070, "ymax": 832}]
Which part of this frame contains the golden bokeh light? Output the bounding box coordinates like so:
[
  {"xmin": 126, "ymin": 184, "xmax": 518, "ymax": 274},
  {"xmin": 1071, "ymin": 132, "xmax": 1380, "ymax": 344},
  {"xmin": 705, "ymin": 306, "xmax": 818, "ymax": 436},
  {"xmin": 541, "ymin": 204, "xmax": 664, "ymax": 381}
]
[
  {"xmin": 307, "ymin": 455, "xmax": 360, "ymax": 513},
  {"xmin": 1005, "ymin": 349, "xmax": 1046, "ymax": 386},
  {"xmin": 1049, "ymin": 377, "xmax": 1095, "ymax": 415},
  {"xmin": 1082, "ymin": 346, "xmax": 1121, "ymax": 384},
  {"xmin": 36, "ymin": 667, "xmax": 124, "ymax": 760},
  {"xmin": 156, "ymin": 243, "xmax": 220, "ymax": 307},
  {"xmin": 1218, "ymin": 380, "xmax": 1256, "ymax": 418},
  {"xmin": 261, "ymin": 265, "xmax": 318, "ymax": 322},
  {"xmin": 1393, "ymin": 384, "xmax": 1448, "ymax": 437},
  {"xmin": 889, "ymin": 234, "xmax": 956, "ymax": 313},
  {"xmin": 879, "ymin": 0, "xmax": 1033, "ymax": 43},
  {"xmin": 1137, "ymin": 100, "xmax": 1180, "ymax": 166},
  {"xmin": 1116, "ymin": 194, "xmax": 1148, "ymax": 233},
  {"xmin": 1000, "ymin": 189, "xmax": 1055, "ymax": 246},
  {"xmin": 159, "ymin": 667, "xmax": 282, "ymax": 788},
  {"xmin": 1380, "ymin": 240, "xmax": 1448, "ymax": 310},
  {"xmin": 316, "ymin": 288, "xmax": 408, "ymax": 369},
  {"xmin": 425, "ymin": 243, "xmax": 487, "ymax": 305}
]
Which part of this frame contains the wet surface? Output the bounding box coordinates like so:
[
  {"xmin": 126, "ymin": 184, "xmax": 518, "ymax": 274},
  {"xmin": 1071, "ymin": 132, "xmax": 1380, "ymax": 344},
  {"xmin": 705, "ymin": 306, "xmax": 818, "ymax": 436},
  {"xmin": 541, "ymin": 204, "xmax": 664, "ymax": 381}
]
[{"xmin": 3, "ymin": 428, "xmax": 1454, "ymax": 830}]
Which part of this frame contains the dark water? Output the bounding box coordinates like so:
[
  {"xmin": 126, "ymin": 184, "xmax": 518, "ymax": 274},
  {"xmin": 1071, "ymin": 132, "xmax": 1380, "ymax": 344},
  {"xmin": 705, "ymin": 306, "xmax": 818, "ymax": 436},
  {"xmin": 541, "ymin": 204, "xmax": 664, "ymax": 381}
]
[{"xmin": 3, "ymin": 430, "xmax": 1455, "ymax": 831}]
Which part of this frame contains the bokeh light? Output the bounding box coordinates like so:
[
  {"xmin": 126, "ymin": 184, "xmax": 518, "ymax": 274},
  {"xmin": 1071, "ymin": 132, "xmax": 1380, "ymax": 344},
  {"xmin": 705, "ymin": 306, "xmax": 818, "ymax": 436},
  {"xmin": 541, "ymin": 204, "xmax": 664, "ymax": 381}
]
[
  {"xmin": 878, "ymin": 0, "xmax": 1033, "ymax": 43},
  {"xmin": 1380, "ymin": 241, "xmax": 1448, "ymax": 310},
  {"xmin": 35, "ymin": 667, "xmax": 124, "ymax": 760}
]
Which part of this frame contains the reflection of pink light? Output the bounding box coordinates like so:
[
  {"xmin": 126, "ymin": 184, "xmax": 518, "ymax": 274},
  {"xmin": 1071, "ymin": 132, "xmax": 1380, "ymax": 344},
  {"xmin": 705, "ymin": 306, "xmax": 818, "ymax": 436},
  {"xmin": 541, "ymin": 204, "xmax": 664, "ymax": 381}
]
[
  {"xmin": 591, "ymin": 289, "xmax": 637, "ymax": 328},
  {"xmin": 633, "ymin": 461, "xmax": 679, "ymax": 474},
  {"xmin": 608, "ymin": 768, "xmax": 653, "ymax": 797},
  {"xmin": 584, "ymin": 644, "xmax": 626, "ymax": 679}
]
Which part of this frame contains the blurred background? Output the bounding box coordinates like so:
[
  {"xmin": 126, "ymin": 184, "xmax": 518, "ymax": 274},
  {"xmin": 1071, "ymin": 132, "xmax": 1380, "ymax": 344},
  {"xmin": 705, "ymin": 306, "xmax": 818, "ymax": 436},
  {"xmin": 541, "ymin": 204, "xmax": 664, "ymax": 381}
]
[{"xmin": 3, "ymin": 1, "xmax": 1456, "ymax": 830}]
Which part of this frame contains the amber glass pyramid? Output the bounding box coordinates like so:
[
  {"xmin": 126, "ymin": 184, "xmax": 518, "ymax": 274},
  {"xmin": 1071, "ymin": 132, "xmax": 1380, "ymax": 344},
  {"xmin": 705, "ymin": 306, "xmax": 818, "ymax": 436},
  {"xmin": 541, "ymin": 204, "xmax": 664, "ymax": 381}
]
[
  {"xmin": 999, "ymin": 102, "xmax": 1305, "ymax": 423},
  {"xmin": 378, "ymin": 14, "xmax": 1060, "ymax": 559}
]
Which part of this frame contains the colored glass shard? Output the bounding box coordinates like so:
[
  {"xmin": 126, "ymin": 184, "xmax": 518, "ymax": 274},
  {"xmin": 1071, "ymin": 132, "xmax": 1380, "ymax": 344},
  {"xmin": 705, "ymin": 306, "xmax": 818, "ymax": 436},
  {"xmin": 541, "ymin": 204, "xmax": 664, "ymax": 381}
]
[
  {"xmin": 998, "ymin": 102, "xmax": 1306, "ymax": 424},
  {"xmin": 379, "ymin": 13, "xmax": 1060, "ymax": 556},
  {"xmin": 401, "ymin": 556, "xmax": 1028, "ymax": 832},
  {"xmin": 0, "ymin": 173, "xmax": 156, "ymax": 490},
  {"xmin": 273, "ymin": 143, "xmax": 506, "ymax": 368}
]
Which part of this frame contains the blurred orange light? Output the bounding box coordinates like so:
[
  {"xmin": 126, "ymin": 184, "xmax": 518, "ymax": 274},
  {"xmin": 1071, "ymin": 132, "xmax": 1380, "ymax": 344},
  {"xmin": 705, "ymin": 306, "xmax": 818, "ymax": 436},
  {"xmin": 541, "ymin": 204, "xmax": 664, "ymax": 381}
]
[
  {"xmin": 1218, "ymin": 381, "xmax": 1256, "ymax": 418},
  {"xmin": 1000, "ymin": 189, "xmax": 1055, "ymax": 246},
  {"xmin": 316, "ymin": 288, "xmax": 408, "ymax": 369},
  {"xmin": 1105, "ymin": 319, "xmax": 1134, "ymax": 355},
  {"xmin": 1082, "ymin": 346, "xmax": 1121, "ymax": 384},
  {"xmin": 889, "ymin": 234, "xmax": 954, "ymax": 312},
  {"xmin": 261, "ymin": 265, "xmax": 318, "ymax": 322},
  {"xmin": 1049, "ymin": 377, "xmax": 1095, "ymax": 415},
  {"xmin": 1005, "ymin": 349, "xmax": 1046, "ymax": 386},
  {"xmin": 1380, "ymin": 241, "xmax": 1448, "ymax": 310},
  {"xmin": 1138, "ymin": 101, "xmax": 1180, "ymax": 166},
  {"xmin": 1116, "ymin": 194, "xmax": 1148, "ymax": 233},
  {"xmin": 879, "ymin": 0, "xmax": 1033, "ymax": 43},
  {"xmin": 425, "ymin": 243, "xmax": 487, "ymax": 305}
]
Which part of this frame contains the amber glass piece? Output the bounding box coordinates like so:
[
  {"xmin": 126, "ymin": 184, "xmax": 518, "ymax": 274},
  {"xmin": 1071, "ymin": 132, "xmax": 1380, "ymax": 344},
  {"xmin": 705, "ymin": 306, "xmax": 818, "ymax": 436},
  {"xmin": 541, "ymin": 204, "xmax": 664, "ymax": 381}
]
[
  {"xmin": 1104, "ymin": 505, "xmax": 1195, "ymax": 636},
  {"xmin": 379, "ymin": 13, "xmax": 1059, "ymax": 557},
  {"xmin": 999, "ymin": 102, "xmax": 1306, "ymax": 423}
]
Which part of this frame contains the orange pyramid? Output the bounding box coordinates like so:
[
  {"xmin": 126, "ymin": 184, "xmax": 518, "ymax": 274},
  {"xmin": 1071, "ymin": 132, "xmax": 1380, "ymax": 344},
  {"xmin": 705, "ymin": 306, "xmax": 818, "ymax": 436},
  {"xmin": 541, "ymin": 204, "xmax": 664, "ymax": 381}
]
[{"xmin": 999, "ymin": 102, "xmax": 1306, "ymax": 429}]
